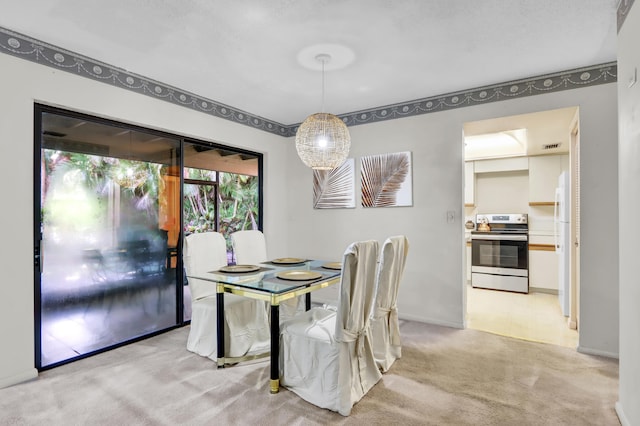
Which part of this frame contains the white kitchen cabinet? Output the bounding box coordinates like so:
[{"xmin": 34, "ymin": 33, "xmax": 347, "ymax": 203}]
[
  {"xmin": 528, "ymin": 235, "xmax": 558, "ymax": 292},
  {"xmin": 528, "ymin": 154, "xmax": 568, "ymax": 205},
  {"xmin": 529, "ymin": 250, "xmax": 558, "ymax": 292},
  {"xmin": 464, "ymin": 161, "xmax": 474, "ymax": 206}
]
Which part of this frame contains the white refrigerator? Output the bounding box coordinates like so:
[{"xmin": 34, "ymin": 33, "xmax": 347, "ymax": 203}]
[{"xmin": 554, "ymin": 172, "xmax": 570, "ymax": 317}]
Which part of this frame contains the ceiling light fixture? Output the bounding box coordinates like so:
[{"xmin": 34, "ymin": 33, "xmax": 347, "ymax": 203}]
[
  {"xmin": 464, "ymin": 129, "xmax": 527, "ymax": 160},
  {"xmin": 295, "ymin": 54, "xmax": 351, "ymax": 170}
]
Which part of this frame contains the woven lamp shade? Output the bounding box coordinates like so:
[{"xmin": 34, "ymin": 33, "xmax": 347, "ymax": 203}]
[{"xmin": 295, "ymin": 112, "xmax": 351, "ymax": 170}]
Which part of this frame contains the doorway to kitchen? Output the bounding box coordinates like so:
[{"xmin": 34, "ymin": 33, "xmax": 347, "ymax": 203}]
[{"xmin": 463, "ymin": 107, "xmax": 579, "ymax": 349}]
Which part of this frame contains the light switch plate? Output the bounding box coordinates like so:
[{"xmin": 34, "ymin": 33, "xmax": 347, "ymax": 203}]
[
  {"xmin": 629, "ymin": 67, "xmax": 637, "ymax": 88},
  {"xmin": 447, "ymin": 210, "xmax": 455, "ymax": 223}
]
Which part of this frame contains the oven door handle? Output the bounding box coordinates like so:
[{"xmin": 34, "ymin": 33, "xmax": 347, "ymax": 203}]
[{"xmin": 471, "ymin": 234, "xmax": 528, "ymax": 241}]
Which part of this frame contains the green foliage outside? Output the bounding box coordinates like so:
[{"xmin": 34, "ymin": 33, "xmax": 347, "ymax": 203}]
[
  {"xmin": 43, "ymin": 151, "xmax": 259, "ymax": 252},
  {"xmin": 183, "ymin": 169, "xmax": 259, "ymax": 250},
  {"xmin": 42, "ymin": 151, "xmax": 163, "ymax": 231}
]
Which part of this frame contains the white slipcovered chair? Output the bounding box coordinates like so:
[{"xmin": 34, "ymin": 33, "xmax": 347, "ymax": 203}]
[
  {"xmin": 231, "ymin": 230, "xmax": 304, "ymax": 320},
  {"xmin": 370, "ymin": 235, "xmax": 409, "ymax": 372},
  {"xmin": 279, "ymin": 240, "xmax": 382, "ymax": 416},
  {"xmin": 184, "ymin": 231, "xmax": 270, "ymax": 360},
  {"xmin": 230, "ymin": 230, "xmax": 268, "ymax": 266}
]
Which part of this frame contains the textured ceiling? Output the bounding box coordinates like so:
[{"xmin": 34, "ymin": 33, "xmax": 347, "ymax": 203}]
[{"xmin": 0, "ymin": 0, "xmax": 618, "ymax": 126}]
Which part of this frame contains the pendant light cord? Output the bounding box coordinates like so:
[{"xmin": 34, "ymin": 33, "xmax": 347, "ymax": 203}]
[
  {"xmin": 315, "ymin": 53, "xmax": 331, "ymax": 113},
  {"xmin": 321, "ymin": 57, "xmax": 326, "ymax": 113}
]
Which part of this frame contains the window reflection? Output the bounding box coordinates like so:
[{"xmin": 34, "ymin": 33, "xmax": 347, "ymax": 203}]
[{"xmin": 39, "ymin": 113, "xmax": 179, "ymax": 368}]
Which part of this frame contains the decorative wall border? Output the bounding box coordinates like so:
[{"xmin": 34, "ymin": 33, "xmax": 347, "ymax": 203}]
[
  {"xmin": 617, "ymin": 0, "xmax": 636, "ymax": 32},
  {"xmin": 332, "ymin": 62, "xmax": 617, "ymax": 130},
  {"xmin": 0, "ymin": 25, "xmax": 617, "ymax": 138},
  {"xmin": 0, "ymin": 27, "xmax": 291, "ymax": 137}
]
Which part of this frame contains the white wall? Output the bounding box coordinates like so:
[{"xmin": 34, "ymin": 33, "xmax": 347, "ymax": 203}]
[
  {"xmin": 0, "ymin": 47, "xmax": 620, "ymax": 389},
  {"xmin": 284, "ymin": 112, "xmax": 467, "ymax": 326},
  {"xmin": 616, "ymin": 3, "xmax": 640, "ymax": 425},
  {"xmin": 0, "ymin": 53, "xmax": 289, "ymax": 388},
  {"xmin": 284, "ymin": 82, "xmax": 619, "ymax": 354}
]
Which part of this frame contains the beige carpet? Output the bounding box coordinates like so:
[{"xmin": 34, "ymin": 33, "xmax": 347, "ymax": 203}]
[{"xmin": 0, "ymin": 321, "xmax": 619, "ymax": 425}]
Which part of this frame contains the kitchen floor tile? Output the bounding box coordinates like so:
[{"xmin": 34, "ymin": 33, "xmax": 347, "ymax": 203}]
[{"xmin": 466, "ymin": 285, "xmax": 578, "ymax": 349}]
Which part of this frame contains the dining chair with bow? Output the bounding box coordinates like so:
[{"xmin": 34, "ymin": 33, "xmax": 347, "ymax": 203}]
[
  {"xmin": 370, "ymin": 235, "xmax": 409, "ymax": 372},
  {"xmin": 183, "ymin": 231, "xmax": 270, "ymax": 360},
  {"xmin": 278, "ymin": 240, "xmax": 382, "ymax": 416}
]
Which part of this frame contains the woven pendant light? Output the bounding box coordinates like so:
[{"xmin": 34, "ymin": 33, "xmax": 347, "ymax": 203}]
[{"xmin": 295, "ymin": 54, "xmax": 351, "ymax": 170}]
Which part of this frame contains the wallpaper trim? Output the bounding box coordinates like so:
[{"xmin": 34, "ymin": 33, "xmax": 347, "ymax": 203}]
[
  {"xmin": 331, "ymin": 63, "xmax": 616, "ymax": 131},
  {"xmin": 617, "ymin": 0, "xmax": 636, "ymax": 32},
  {"xmin": 0, "ymin": 27, "xmax": 290, "ymax": 136},
  {"xmin": 0, "ymin": 26, "xmax": 617, "ymax": 138}
]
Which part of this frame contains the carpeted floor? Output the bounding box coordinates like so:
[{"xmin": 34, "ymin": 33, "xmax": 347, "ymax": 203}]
[{"xmin": 0, "ymin": 321, "xmax": 620, "ymax": 425}]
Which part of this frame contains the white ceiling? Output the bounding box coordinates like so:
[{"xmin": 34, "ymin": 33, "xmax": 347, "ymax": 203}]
[
  {"xmin": 464, "ymin": 106, "xmax": 578, "ymax": 157},
  {"xmin": 0, "ymin": 0, "xmax": 618, "ymax": 127}
]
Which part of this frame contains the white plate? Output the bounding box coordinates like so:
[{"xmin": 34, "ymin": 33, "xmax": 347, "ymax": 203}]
[{"xmin": 276, "ymin": 270, "xmax": 322, "ymax": 281}]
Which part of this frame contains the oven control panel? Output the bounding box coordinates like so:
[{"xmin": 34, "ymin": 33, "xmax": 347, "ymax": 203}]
[{"xmin": 476, "ymin": 213, "xmax": 528, "ymax": 225}]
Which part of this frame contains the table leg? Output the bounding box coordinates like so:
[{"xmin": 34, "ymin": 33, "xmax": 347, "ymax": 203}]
[
  {"xmin": 216, "ymin": 290, "xmax": 225, "ymax": 368},
  {"xmin": 305, "ymin": 293, "xmax": 311, "ymax": 311},
  {"xmin": 270, "ymin": 303, "xmax": 280, "ymax": 394}
]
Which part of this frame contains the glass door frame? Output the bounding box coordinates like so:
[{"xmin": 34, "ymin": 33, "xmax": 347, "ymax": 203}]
[{"xmin": 33, "ymin": 104, "xmax": 263, "ymax": 370}]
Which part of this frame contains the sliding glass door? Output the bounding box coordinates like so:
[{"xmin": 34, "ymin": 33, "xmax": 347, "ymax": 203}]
[
  {"xmin": 34, "ymin": 106, "xmax": 262, "ymax": 369},
  {"xmin": 35, "ymin": 107, "xmax": 181, "ymax": 368}
]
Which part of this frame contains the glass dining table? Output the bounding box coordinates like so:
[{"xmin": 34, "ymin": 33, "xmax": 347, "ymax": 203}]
[{"xmin": 186, "ymin": 259, "xmax": 341, "ymax": 393}]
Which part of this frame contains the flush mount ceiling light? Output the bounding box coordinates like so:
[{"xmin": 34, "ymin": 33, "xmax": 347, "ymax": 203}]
[
  {"xmin": 464, "ymin": 128, "xmax": 528, "ymax": 160},
  {"xmin": 295, "ymin": 54, "xmax": 351, "ymax": 170}
]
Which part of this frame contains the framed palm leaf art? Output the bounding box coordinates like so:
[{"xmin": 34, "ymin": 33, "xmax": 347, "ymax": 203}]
[
  {"xmin": 361, "ymin": 151, "xmax": 413, "ymax": 207},
  {"xmin": 313, "ymin": 158, "xmax": 356, "ymax": 209}
]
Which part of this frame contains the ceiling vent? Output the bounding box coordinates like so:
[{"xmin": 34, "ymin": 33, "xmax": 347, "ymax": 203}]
[{"xmin": 542, "ymin": 143, "xmax": 561, "ymax": 150}]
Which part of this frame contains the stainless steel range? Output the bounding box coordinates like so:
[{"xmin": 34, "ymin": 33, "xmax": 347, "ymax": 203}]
[{"xmin": 471, "ymin": 213, "xmax": 529, "ymax": 293}]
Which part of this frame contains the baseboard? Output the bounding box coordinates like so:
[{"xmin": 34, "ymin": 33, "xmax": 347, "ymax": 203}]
[
  {"xmin": 399, "ymin": 313, "xmax": 464, "ymax": 329},
  {"xmin": 0, "ymin": 368, "xmax": 38, "ymax": 389},
  {"xmin": 314, "ymin": 298, "xmax": 465, "ymax": 329},
  {"xmin": 577, "ymin": 345, "xmax": 619, "ymax": 359},
  {"xmin": 615, "ymin": 401, "xmax": 630, "ymax": 426}
]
